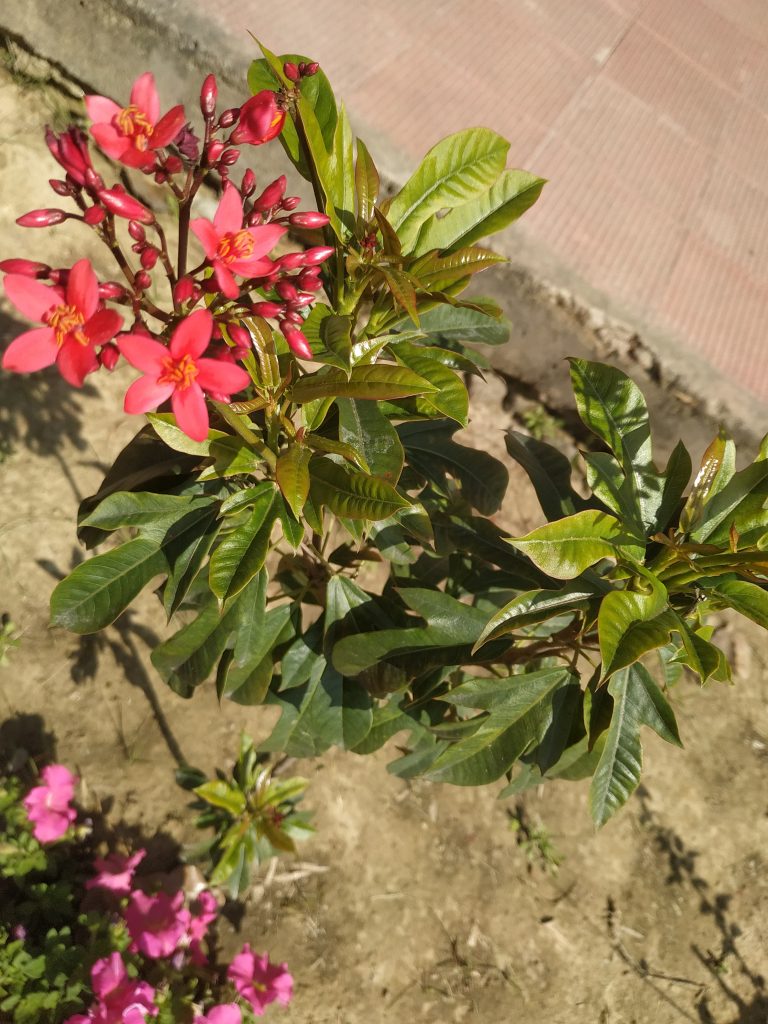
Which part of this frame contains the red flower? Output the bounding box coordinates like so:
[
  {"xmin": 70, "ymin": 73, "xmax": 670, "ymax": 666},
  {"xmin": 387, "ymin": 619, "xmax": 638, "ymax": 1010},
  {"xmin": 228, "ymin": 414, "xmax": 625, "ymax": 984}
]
[
  {"xmin": 2, "ymin": 258, "xmax": 123, "ymax": 386},
  {"xmin": 85, "ymin": 72, "xmax": 186, "ymax": 170},
  {"xmin": 118, "ymin": 309, "xmax": 250, "ymax": 442},
  {"xmin": 230, "ymin": 91, "xmax": 286, "ymax": 146},
  {"xmin": 190, "ymin": 183, "xmax": 285, "ymax": 299}
]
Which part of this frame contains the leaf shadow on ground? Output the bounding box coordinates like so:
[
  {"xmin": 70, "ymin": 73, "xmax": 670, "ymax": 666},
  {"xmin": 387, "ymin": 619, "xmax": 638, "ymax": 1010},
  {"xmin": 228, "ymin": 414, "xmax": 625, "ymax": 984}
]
[{"xmin": 632, "ymin": 785, "xmax": 768, "ymax": 1024}]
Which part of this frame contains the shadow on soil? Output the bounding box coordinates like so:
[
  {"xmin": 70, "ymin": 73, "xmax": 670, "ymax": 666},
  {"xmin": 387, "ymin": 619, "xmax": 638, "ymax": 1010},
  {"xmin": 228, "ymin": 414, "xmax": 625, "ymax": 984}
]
[{"xmin": 633, "ymin": 786, "xmax": 768, "ymax": 1024}]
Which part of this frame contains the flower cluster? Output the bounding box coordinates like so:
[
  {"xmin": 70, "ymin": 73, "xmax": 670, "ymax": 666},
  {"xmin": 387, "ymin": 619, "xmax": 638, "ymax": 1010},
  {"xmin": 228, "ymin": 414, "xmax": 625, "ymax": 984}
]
[
  {"xmin": 2, "ymin": 68, "xmax": 334, "ymax": 439},
  {"xmin": 22, "ymin": 763, "xmax": 77, "ymax": 842}
]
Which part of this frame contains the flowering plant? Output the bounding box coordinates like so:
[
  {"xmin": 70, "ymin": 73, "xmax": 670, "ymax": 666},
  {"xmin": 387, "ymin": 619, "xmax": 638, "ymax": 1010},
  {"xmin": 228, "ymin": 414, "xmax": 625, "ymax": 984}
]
[{"xmin": 4, "ymin": 41, "xmax": 768, "ymax": 828}]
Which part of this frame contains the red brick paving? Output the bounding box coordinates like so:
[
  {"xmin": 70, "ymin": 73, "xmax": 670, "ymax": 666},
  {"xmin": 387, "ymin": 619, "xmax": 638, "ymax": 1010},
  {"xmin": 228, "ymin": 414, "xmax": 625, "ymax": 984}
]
[{"xmin": 207, "ymin": 0, "xmax": 768, "ymax": 401}]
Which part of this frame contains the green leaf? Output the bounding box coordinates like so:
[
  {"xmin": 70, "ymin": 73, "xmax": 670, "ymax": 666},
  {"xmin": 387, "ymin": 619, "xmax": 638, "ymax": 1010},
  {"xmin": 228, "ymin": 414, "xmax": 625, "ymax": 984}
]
[
  {"xmin": 50, "ymin": 538, "xmax": 167, "ymax": 634},
  {"xmin": 209, "ymin": 486, "xmax": 278, "ymax": 601},
  {"xmin": 413, "ymin": 168, "xmax": 545, "ymax": 254},
  {"xmin": 147, "ymin": 413, "xmax": 227, "ymax": 455},
  {"xmin": 224, "ymin": 601, "xmax": 293, "ymax": 706},
  {"xmin": 505, "ymin": 430, "xmax": 588, "ymax": 521},
  {"xmin": 713, "ymin": 579, "xmax": 768, "ymax": 628},
  {"xmin": 690, "ymin": 435, "xmax": 768, "ymax": 543},
  {"xmin": 589, "ymin": 664, "xmax": 682, "ymax": 827},
  {"xmin": 510, "ymin": 509, "xmax": 645, "ymax": 580},
  {"xmin": 387, "ymin": 128, "xmax": 510, "ymax": 252},
  {"xmin": 380, "ymin": 267, "xmax": 420, "ymax": 325},
  {"xmin": 393, "ymin": 343, "xmax": 469, "ymax": 425},
  {"xmin": 80, "ymin": 491, "xmax": 217, "ymax": 540},
  {"xmin": 414, "ymin": 302, "xmax": 510, "ymax": 346},
  {"xmin": 162, "ymin": 507, "xmax": 220, "ymax": 617},
  {"xmin": 320, "ymin": 313, "xmax": 353, "ymax": 370},
  {"xmin": 337, "ymin": 398, "xmax": 404, "ymax": 482},
  {"xmin": 474, "ymin": 582, "xmax": 597, "ymax": 650},
  {"xmin": 291, "ymin": 363, "xmax": 437, "ymax": 402},
  {"xmin": 654, "ymin": 440, "xmax": 692, "ymax": 532},
  {"xmin": 193, "ymin": 780, "xmax": 246, "ymax": 815},
  {"xmin": 309, "ymin": 458, "xmax": 410, "ymax": 520},
  {"xmin": 276, "ymin": 445, "xmax": 312, "ymax": 519},
  {"xmin": 598, "ymin": 585, "xmax": 675, "ymax": 679},
  {"xmin": 410, "ymin": 246, "xmax": 506, "ymax": 292},
  {"xmin": 355, "ymin": 137, "xmax": 379, "ymax": 224},
  {"xmin": 424, "ymin": 668, "xmax": 578, "ymax": 785},
  {"xmin": 305, "ymin": 432, "xmax": 370, "ymax": 472}
]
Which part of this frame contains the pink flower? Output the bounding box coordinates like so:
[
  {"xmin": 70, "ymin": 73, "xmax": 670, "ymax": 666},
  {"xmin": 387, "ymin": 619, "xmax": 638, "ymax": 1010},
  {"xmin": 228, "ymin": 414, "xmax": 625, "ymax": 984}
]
[
  {"xmin": 228, "ymin": 944, "xmax": 293, "ymax": 1016},
  {"xmin": 86, "ymin": 73, "xmax": 185, "ymax": 170},
  {"xmin": 118, "ymin": 309, "xmax": 251, "ymax": 442},
  {"xmin": 124, "ymin": 890, "xmax": 189, "ymax": 959},
  {"xmin": 184, "ymin": 889, "xmax": 218, "ymax": 965},
  {"xmin": 190, "ymin": 183, "xmax": 285, "ymax": 298},
  {"xmin": 64, "ymin": 952, "xmax": 157, "ymax": 1024},
  {"xmin": 193, "ymin": 1006, "xmax": 241, "ymax": 1024},
  {"xmin": 2, "ymin": 258, "xmax": 123, "ymax": 386},
  {"xmin": 86, "ymin": 849, "xmax": 146, "ymax": 896},
  {"xmin": 230, "ymin": 91, "xmax": 286, "ymax": 147},
  {"xmin": 22, "ymin": 764, "xmax": 77, "ymax": 843}
]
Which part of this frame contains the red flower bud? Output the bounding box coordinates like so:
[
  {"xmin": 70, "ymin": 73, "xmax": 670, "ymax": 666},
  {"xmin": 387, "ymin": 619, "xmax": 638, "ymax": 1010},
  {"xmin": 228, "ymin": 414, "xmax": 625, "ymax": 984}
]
[
  {"xmin": 220, "ymin": 148, "xmax": 240, "ymax": 166},
  {"xmin": 303, "ymin": 245, "xmax": 334, "ymax": 265},
  {"xmin": 230, "ymin": 91, "xmax": 286, "ymax": 146},
  {"xmin": 154, "ymin": 170, "xmax": 168, "ymax": 185},
  {"xmin": 141, "ymin": 246, "xmax": 159, "ymax": 269},
  {"xmin": 200, "ymin": 73, "xmax": 218, "ymax": 118},
  {"xmin": 275, "ymin": 252, "xmax": 306, "ymax": 271},
  {"xmin": 84, "ymin": 167, "xmax": 104, "ymax": 192},
  {"xmin": 98, "ymin": 343, "xmax": 120, "ymax": 371},
  {"xmin": 241, "ymin": 169, "xmax": 256, "ymax": 198},
  {"xmin": 128, "ymin": 220, "xmax": 146, "ymax": 242},
  {"xmin": 275, "ymin": 280, "xmax": 299, "ymax": 302},
  {"xmin": 98, "ymin": 189, "xmax": 154, "ymax": 224},
  {"xmin": 173, "ymin": 276, "xmax": 196, "ymax": 305},
  {"xmin": 304, "ymin": 62, "xmax": 320, "ymax": 77},
  {"xmin": 228, "ymin": 324, "xmax": 251, "ymax": 347},
  {"xmin": 207, "ymin": 141, "xmax": 225, "ymax": 163},
  {"xmin": 283, "ymin": 62, "xmax": 300, "ymax": 82},
  {"xmin": 16, "ymin": 208, "xmax": 68, "ymax": 228},
  {"xmin": 251, "ymin": 301, "xmax": 284, "ymax": 318},
  {"xmin": 230, "ymin": 344, "xmax": 250, "ymax": 361},
  {"xmin": 288, "ymin": 211, "xmax": 331, "ymax": 229},
  {"xmin": 84, "ymin": 206, "xmax": 106, "ymax": 225},
  {"xmin": 98, "ymin": 281, "xmax": 128, "ymax": 300},
  {"xmin": 281, "ymin": 196, "xmax": 301, "ymax": 211},
  {"xmin": 49, "ymin": 178, "xmax": 72, "ymax": 196},
  {"xmin": 292, "ymin": 292, "xmax": 316, "ymax": 309},
  {"xmin": 0, "ymin": 258, "xmax": 50, "ymax": 279},
  {"xmin": 253, "ymin": 175, "xmax": 287, "ymax": 212},
  {"xmin": 297, "ymin": 268, "xmax": 322, "ymax": 290},
  {"xmin": 134, "ymin": 270, "xmax": 152, "ymax": 290},
  {"xmin": 246, "ymin": 211, "xmax": 263, "ymax": 227},
  {"xmin": 282, "ymin": 310, "xmax": 304, "ymax": 325},
  {"xmin": 218, "ymin": 107, "xmax": 240, "ymax": 129},
  {"xmin": 281, "ymin": 324, "xmax": 313, "ymax": 360},
  {"xmin": 165, "ymin": 155, "xmax": 183, "ymax": 175}
]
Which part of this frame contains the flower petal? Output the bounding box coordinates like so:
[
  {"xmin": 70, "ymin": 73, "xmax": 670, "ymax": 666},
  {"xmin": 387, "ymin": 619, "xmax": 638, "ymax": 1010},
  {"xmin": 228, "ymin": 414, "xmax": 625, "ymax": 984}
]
[
  {"xmin": 213, "ymin": 261, "xmax": 239, "ymax": 299},
  {"xmin": 90, "ymin": 123, "xmax": 129, "ymax": 159},
  {"xmin": 124, "ymin": 374, "xmax": 175, "ymax": 414},
  {"xmin": 120, "ymin": 146, "xmax": 158, "ymax": 170},
  {"xmin": 57, "ymin": 339, "xmax": 98, "ymax": 387},
  {"xmin": 84, "ymin": 95, "xmax": 122, "ymax": 125},
  {"xmin": 172, "ymin": 383, "xmax": 209, "ymax": 442},
  {"xmin": 84, "ymin": 308, "xmax": 123, "ymax": 346},
  {"xmin": 91, "ymin": 952, "xmax": 126, "ymax": 1000},
  {"xmin": 170, "ymin": 308, "xmax": 213, "ymax": 359},
  {"xmin": 66, "ymin": 259, "xmax": 99, "ymax": 319},
  {"xmin": 213, "ymin": 183, "xmax": 243, "ymax": 235},
  {"xmin": 190, "ymin": 218, "xmax": 220, "ymax": 260},
  {"xmin": 2, "ymin": 328, "xmax": 58, "ymax": 372},
  {"xmin": 206, "ymin": 1006, "xmax": 242, "ymax": 1024},
  {"xmin": 245, "ymin": 224, "xmax": 287, "ymax": 260},
  {"xmin": 228, "ymin": 256, "xmax": 275, "ymax": 278},
  {"xmin": 130, "ymin": 71, "xmax": 160, "ymax": 123},
  {"xmin": 119, "ymin": 334, "xmax": 170, "ymax": 373},
  {"xmin": 4, "ymin": 275, "xmax": 62, "ymax": 321},
  {"xmin": 195, "ymin": 357, "xmax": 251, "ymax": 395},
  {"xmin": 152, "ymin": 105, "xmax": 186, "ymax": 148}
]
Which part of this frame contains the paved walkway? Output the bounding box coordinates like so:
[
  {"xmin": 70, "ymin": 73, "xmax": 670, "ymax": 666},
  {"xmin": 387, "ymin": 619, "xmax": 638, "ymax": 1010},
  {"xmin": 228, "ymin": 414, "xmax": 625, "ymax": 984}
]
[{"xmin": 207, "ymin": 0, "xmax": 768, "ymax": 404}]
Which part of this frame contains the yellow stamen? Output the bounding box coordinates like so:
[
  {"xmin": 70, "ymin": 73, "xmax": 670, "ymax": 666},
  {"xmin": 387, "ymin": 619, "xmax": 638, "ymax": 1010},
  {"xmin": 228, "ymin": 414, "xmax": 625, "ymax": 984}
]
[
  {"xmin": 217, "ymin": 229, "xmax": 255, "ymax": 264},
  {"xmin": 158, "ymin": 353, "xmax": 198, "ymax": 390},
  {"xmin": 45, "ymin": 303, "xmax": 88, "ymax": 348},
  {"xmin": 115, "ymin": 105, "xmax": 154, "ymax": 150}
]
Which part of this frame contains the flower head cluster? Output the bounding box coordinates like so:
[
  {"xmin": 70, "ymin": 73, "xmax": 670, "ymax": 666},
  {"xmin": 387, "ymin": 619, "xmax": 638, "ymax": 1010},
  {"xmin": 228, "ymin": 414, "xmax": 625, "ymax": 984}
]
[
  {"xmin": 22, "ymin": 763, "xmax": 77, "ymax": 843},
  {"xmin": 228, "ymin": 944, "xmax": 294, "ymax": 1016},
  {"xmin": 66, "ymin": 952, "xmax": 158, "ymax": 1024}
]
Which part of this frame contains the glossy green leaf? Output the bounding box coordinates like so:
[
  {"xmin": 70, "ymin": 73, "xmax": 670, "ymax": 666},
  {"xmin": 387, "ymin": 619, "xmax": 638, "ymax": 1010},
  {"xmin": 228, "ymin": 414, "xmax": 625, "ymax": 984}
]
[
  {"xmin": 151, "ymin": 594, "xmax": 244, "ymax": 697},
  {"xmin": 193, "ymin": 780, "xmax": 246, "ymax": 815},
  {"xmin": 680, "ymin": 431, "xmax": 734, "ymax": 535},
  {"xmin": 147, "ymin": 413, "xmax": 228, "ymax": 455},
  {"xmin": 309, "ymin": 458, "xmax": 410, "ymax": 520},
  {"xmin": 510, "ymin": 509, "xmax": 645, "ymax": 580},
  {"xmin": 589, "ymin": 664, "xmax": 682, "ymax": 828},
  {"xmin": 713, "ymin": 578, "xmax": 768, "ymax": 628},
  {"xmin": 305, "ymin": 432, "xmax": 370, "ymax": 472},
  {"xmin": 209, "ymin": 486, "xmax": 278, "ymax": 601},
  {"xmin": 291, "ymin": 363, "xmax": 437, "ymax": 402},
  {"xmin": 393, "ymin": 344, "xmax": 468, "ymax": 425},
  {"xmin": 320, "ymin": 313, "xmax": 353, "ymax": 370},
  {"xmin": 653, "ymin": 440, "xmax": 692, "ymax": 532},
  {"xmin": 275, "ymin": 445, "xmax": 312, "ymax": 519},
  {"xmin": 80, "ymin": 491, "xmax": 217, "ymax": 540},
  {"xmin": 387, "ymin": 128, "xmax": 510, "ymax": 252},
  {"xmin": 474, "ymin": 582, "xmax": 596, "ymax": 650},
  {"xmin": 505, "ymin": 431, "xmax": 588, "ymax": 521},
  {"xmin": 162, "ymin": 507, "xmax": 220, "ymax": 617},
  {"xmin": 380, "ymin": 267, "xmax": 420, "ymax": 325},
  {"xmin": 337, "ymin": 398, "xmax": 404, "ymax": 482},
  {"xmin": 410, "ymin": 246, "xmax": 506, "ymax": 292},
  {"xmin": 355, "ymin": 137, "xmax": 379, "ymax": 224},
  {"xmin": 598, "ymin": 585, "xmax": 675, "ymax": 680},
  {"xmin": 690, "ymin": 435, "xmax": 768, "ymax": 543},
  {"xmin": 414, "ymin": 302, "xmax": 510, "ymax": 346},
  {"xmin": 413, "ymin": 168, "xmax": 545, "ymax": 255}
]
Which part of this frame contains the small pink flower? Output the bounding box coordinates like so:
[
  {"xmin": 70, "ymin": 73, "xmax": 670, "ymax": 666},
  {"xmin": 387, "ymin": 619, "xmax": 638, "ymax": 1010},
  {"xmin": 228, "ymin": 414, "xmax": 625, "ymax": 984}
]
[
  {"xmin": 193, "ymin": 1005, "xmax": 241, "ymax": 1024},
  {"xmin": 228, "ymin": 944, "xmax": 293, "ymax": 1016},
  {"xmin": 86, "ymin": 73, "xmax": 186, "ymax": 170},
  {"xmin": 22, "ymin": 764, "xmax": 77, "ymax": 843},
  {"xmin": 185, "ymin": 889, "xmax": 218, "ymax": 965},
  {"xmin": 86, "ymin": 849, "xmax": 146, "ymax": 896},
  {"xmin": 118, "ymin": 309, "xmax": 251, "ymax": 442},
  {"xmin": 190, "ymin": 183, "xmax": 285, "ymax": 299},
  {"xmin": 124, "ymin": 890, "xmax": 189, "ymax": 959},
  {"xmin": 64, "ymin": 952, "xmax": 157, "ymax": 1023},
  {"xmin": 230, "ymin": 91, "xmax": 286, "ymax": 147},
  {"xmin": 2, "ymin": 259, "xmax": 123, "ymax": 386}
]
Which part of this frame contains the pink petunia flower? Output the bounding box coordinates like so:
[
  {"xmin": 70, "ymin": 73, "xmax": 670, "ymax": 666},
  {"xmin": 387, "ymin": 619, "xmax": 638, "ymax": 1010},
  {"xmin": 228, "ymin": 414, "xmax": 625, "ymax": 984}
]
[
  {"xmin": 2, "ymin": 258, "xmax": 123, "ymax": 386},
  {"xmin": 190, "ymin": 183, "xmax": 285, "ymax": 299},
  {"xmin": 186, "ymin": 889, "xmax": 218, "ymax": 964},
  {"xmin": 193, "ymin": 1005, "xmax": 241, "ymax": 1024},
  {"xmin": 230, "ymin": 91, "xmax": 286, "ymax": 147},
  {"xmin": 118, "ymin": 309, "xmax": 251, "ymax": 442},
  {"xmin": 86, "ymin": 849, "xmax": 146, "ymax": 896},
  {"xmin": 85, "ymin": 72, "xmax": 185, "ymax": 170},
  {"xmin": 63, "ymin": 952, "xmax": 158, "ymax": 1024},
  {"xmin": 22, "ymin": 764, "xmax": 77, "ymax": 844},
  {"xmin": 228, "ymin": 944, "xmax": 293, "ymax": 1016},
  {"xmin": 124, "ymin": 890, "xmax": 189, "ymax": 959}
]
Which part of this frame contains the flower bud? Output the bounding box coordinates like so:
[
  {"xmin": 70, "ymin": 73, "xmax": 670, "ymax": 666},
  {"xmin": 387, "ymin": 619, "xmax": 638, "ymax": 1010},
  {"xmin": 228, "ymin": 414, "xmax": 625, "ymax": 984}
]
[
  {"xmin": 206, "ymin": 141, "xmax": 225, "ymax": 163},
  {"xmin": 154, "ymin": 169, "xmax": 168, "ymax": 185},
  {"xmin": 211, "ymin": 323, "xmax": 223, "ymax": 340},
  {"xmin": 292, "ymin": 292, "xmax": 316, "ymax": 309},
  {"xmin": 297, "ymin": 268, "xmax": 322, "ymax": 290},
  {"xmin": 282, "ymin": 310, "xmax": 304, "ymax": 325},
  {"xmin": 98, "ymin": 281, "xmax": 128, "ymax": 300},
  {"xmin": 84, "ymin": 206, "xmax": 106, "ymax": 225},
  {"xmin": 281, "ymin": 196, "xmax": 301, "ymax": 211},
  {"xmin": 246, "ymin": 211, "xmax": 263, "ymax": 227},
  {"xmin": 275, "ymin": 280, "xmax": 299, "ymax": 302},
  {"xmin": 134, "ymin": 270, "xmax": 152, "ymax": 290},
  {"xmin": 304, "ymin": 62, "xmax": 320, "ymax": 77},
  {"xmin": 253, "ymin": 175, "xmax": 287, "ymax": 212},
  {"xmin": 128, "ymin": 220, "xmax": 146, "ymax": 242},
  {"xmin": 98, "ymin": 189, "xmax": 154, "ymax": 224},
  {"xmin": 283, "ymin": 61, "xmax": 300, "ymax": 82},
  {"xmin": 84, "ymin": 167, "xmax": 104, "ymax": 192},
  {"xmin": 200, "ymin": 73, "xmax": 218, "ymax": 118},
  {"xmin": 140, "ymin": 246, "xmax": 159, "ymax": 269},
  {"xmin": 98, "ymin": 343, "xmax": 120, "ymax": 371},
  {"xmin": 241, "ymin": 169, "xmax": 256, "ymax": 197},
  {"xmin": 303, "ymin": 245, "xmax": 334, "ymax": 265},
  {"xmin": 298, "ymin": 63, "xmax": 307, "ymax": 75},
  {"xmin": 220, "ymin": 148, "xmax": 240, "ymax": 166},
  {"xmin": 230, "ymin": 91, "xmax": 285, "ymax": 146},
  {"xmin": 251, "ymin": 301, "xmax": 284, "ymax": 318},
  {"xmin": 0, "ymin": 258, "xmax": 50, "ymax": 278},
  {"xmin": 165, "ymin": 155, "xmax": 183, "ymax": 175},
  {"xmin": 275, "ymin": 252, "xmax": 306, "ymax": 271},
  {"xmin": 289, "ymin": 211, "xmax": 330, "ymax": 229},
  {"xmin": 207, "ymin": 390, "xmax": 232, "ymax": 402},
  {"xmin": 228, "ymin": 324, "xmax": 251, "ymax": 347},
  {"xmin": 49, "ymin": 178, "xmax": 72, "ymax": 196},
  {"xmin": 218, "ymin": 107, "xmax": 240, "ymax": 129},
  {"xmin": 281, "ymin": 324, "xmax": 313, "ymax": 360},
  {"xmin": 173, "ymin": 276, "xmax": 196, "ymax": 305},
  {"xmin": 231, "ymin": 344, "xmax": 250, "ymax": 361},
  {"xmin": 16, "ymin": 208, "xmax": 68, "ymax": 228}
]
